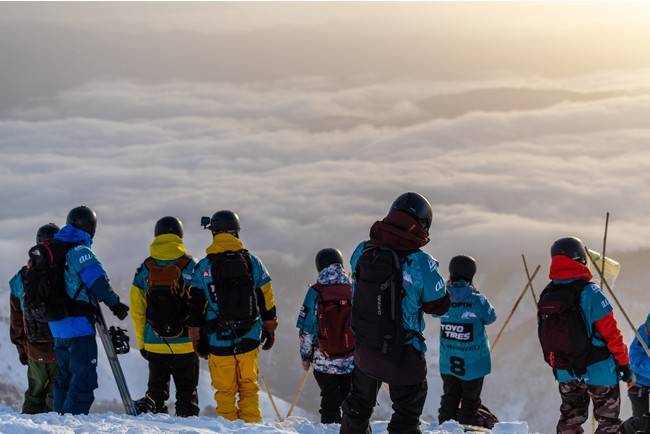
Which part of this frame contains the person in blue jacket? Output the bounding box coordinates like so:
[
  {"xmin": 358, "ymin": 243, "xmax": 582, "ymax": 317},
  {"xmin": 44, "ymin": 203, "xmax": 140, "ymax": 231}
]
[
  {"xmin": 50, "ymin": 205, "xmax": 130, "ymax": 415},
  {"xmin": 628, "ymin": 313, "xmax": 650, "ymax": 417},
  {"xmin": 340, "ymin": 192, "xmax": 450, "ymax": 434},
  {"xmin": 542, "ymin": 237, "xmax": 630, "ymax": 434},
  {"xmin": 435, "ymin": 255, "xmax": 496, "ymax": 426},
  {"xmin": 296, "ymin": 247, "xmax": 354, "ymax": 424},
  {"xmin": 187, "ymin": 210, "xmax": 277, "ymax": 423}
]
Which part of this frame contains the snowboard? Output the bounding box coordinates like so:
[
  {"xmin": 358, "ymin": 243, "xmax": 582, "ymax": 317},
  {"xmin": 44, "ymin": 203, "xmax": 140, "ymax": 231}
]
[{"xmin": 96, "ymin": 305, "xmax": 137, "ymax": 415}]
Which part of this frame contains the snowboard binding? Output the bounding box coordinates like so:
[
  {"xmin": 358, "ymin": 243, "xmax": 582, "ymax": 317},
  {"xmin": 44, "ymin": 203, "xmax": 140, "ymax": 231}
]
[{"xmin": 108, "ymin": 326, "xmax": 130, "ymax": 354}]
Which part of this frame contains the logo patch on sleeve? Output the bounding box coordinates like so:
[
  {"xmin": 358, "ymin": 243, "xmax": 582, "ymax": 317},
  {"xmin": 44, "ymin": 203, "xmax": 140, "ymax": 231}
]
[
  {"xmin": 203, "ymin": 270, "xmax": 211, "ymax": 278},
  {"xmin": 299, "ymin": 305, "xmax": 309, "ymax": 318}
]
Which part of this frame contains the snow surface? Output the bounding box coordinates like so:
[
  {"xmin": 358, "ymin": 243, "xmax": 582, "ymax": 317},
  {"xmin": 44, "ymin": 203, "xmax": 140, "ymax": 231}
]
[{"xmin": 0, "ymin": 407, "xmax": 531, "ymax": 434}]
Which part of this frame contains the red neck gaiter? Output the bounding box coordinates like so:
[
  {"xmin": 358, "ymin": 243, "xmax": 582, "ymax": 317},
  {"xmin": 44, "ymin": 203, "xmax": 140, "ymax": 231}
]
[
  {"xmin": 369, "ymin": 210, "xmax": 430, "ymax": 251},
  {"xmin": 549, "ymin": 255, "xmax": 593, "ymax": 281}
]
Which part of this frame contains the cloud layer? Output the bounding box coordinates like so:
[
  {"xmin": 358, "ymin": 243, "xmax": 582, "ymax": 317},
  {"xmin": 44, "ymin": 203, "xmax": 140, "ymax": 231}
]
[{"xmin": 3, "ymin": 6, "xmax": 650, "ymax": 429}]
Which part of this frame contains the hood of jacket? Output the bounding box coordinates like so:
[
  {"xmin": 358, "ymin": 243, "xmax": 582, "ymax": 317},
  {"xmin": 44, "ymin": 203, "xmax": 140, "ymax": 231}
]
[
  {"xmin": 317, "ymin": 263, "xmax": 351, "ymax": 285},
  {"xmin": 150, "ymin": 234, "xmax": 187, "ymax": 260},
  {"xmin": 54, "ymin": 224, "xmax": 92, "ymax": 247},
  {"xmin": 448, "ymin": 280, "xmax": 473, "ymax": 302},
  {"xmin": 549, "ymin": 255, "xmax": 593, "ymax": 281},
  {"xmin": 206, "ymin": 233, "xmax": 244, "ymax": 255}
]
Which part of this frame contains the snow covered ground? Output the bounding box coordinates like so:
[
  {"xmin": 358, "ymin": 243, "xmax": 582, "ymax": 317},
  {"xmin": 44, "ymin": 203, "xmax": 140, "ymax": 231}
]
[{"xmin": 0, "ymin": 407, "xmax": 531, "ymax": 434}]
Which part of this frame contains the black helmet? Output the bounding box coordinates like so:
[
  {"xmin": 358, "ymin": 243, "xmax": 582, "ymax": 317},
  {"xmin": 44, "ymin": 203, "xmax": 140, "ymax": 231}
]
[
  {"xmin": 36, "ymin": 223, "xmax": 60, "ymax": 244},
  {"xmin": 154, "ymin": 216, "xmax": 183, "ymax": 238},
  {"xmin": 66, "ymin": 205, "xmax": 97, "ymax": 238},
  {"xmin": 449, "ymin": 255, "xmax": 477, "ymax": 282},
  {"xmin": 551, "ymin": 236, "xmax": 587, "ymax": 265},
  {"xmin": 315, "ymin": 248, "xmax": 344, "ymax": 272},
  {"xmin": 390, "ymin": 192, "xmax": 433, "ymax": 233},
  {"xmin": 210, "ymin": 210, "xmax": 241, "ymax": 235}
]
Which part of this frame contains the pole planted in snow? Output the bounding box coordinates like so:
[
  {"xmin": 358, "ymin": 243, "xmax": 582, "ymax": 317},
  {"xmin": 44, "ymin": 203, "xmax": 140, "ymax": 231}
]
[
  {"xmin": 259, "ymin": 367, "xmax": 283, "ymax": 422},
  {"xmin": 286, "ymin": 366, "xmax": 311, "ymax": 419},
  {"xmin": 491, "ymin": 264, "xmax": 541, "ymax": 351}
]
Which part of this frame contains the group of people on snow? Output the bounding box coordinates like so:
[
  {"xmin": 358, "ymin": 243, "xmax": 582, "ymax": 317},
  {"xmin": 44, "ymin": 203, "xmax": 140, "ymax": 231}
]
[{"xmin": 7, "ymin": 194, "xmax": 650, "ymax": 434}]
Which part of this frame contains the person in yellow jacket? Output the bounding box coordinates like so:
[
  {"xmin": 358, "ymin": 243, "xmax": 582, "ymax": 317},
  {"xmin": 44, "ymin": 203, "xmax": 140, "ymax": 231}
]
[
  {"xmin": 130, "ymin": 216, "xmax": 200, "ymax": 417},
  {"xmin": 188, "ymin": 210, "xmax": 277, "ymax": 423}
]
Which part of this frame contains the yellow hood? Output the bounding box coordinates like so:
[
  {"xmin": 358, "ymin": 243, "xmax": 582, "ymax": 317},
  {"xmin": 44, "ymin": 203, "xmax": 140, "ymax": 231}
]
[
  {"xmin": 150, "ymin": 234, "xmax": 188, "ymax": 260},
  {"xmin": 206, "ymin": 233, "xmax": 244, "ymax": 255}
]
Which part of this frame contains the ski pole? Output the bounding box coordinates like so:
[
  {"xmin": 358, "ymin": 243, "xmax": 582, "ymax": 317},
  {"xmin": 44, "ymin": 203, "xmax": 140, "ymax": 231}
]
[
  {"xmin": 585, "ymin": 246, "xmax": 650, "ymax": 359},
  {"xmin": 258, "ymin": 366, "xmax": 283, "ymax": 422},
  {"xmin": 491, "ymin": 264, "xmax": 541, "ymax": 351},
  {"xmin": 286, "ymin": 366, "xmax": 311, "ymax": 419},
  {"xmin": 522, "ymin": 255, "xmax": 537, "ymax": 303}
]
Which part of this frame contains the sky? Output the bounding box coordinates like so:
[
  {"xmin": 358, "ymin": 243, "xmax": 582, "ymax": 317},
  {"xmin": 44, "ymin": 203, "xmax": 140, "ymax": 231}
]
[{"xmin": 2, "ymin": 3, "xmax": 650, "ymax": 433}]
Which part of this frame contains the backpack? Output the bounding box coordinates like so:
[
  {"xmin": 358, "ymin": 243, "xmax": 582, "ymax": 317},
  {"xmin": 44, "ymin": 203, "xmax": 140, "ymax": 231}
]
[
  {"xmin": 206, "ymin": 250, "xmax": 259, "ymax": 336},
  {"xmin": 351, "ymin": 242, "xmax": 409, "ymax": 358},
  {"xmin": 313, "ymin": 282, "xmax": 355, "ymax": 359},
  {"xmin": 537, "ymin": 280, "xmax": 610, "ymax": 374},
  {"xmin": 22, "ymin": 239, "xmax": 73, "ymax": 326},
  {"xmin": 144, "ymin": 255, "xmax": 191, "ymax": 339}
]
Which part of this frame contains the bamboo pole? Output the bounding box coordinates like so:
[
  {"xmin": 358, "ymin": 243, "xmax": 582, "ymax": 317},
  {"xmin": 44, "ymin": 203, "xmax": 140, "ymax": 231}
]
[
  {"xmin": 285, "ymin": 367, "xmax": 311, "ymax": 419},
  {"xmin": 522, "ymin": 254, "xmax": 537, "ymax": 303},
  {"xmin": 259, "ymin": 367, "xmax": 283, "ymax": 422},
  {"xmin": 491, "ymin": 264, "xmax": 541, "ymax": 351},
  {"xmin": 585, "ymin": 247, "xmax": 650, "ymax": 359}
]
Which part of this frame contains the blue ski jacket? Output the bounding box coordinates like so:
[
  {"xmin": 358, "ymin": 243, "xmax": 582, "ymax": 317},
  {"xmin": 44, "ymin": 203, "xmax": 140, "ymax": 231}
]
[
  {"xmin": 350, "ymin": 241, "xmax": 448, "ymax": 353},
  {"xmin": 434, "ymin": 280, "xmax": 496, "ymax": 381},
  {"xmin": 189, "ymin": 233, "xmax": 276, "ymax": 356},
  {"xmin": 49, "ymin": 225, "xmax": 121, "ymax": 338},
  {"xmin": 130, "ymin": 233, "xmax": 197, "ymax": 354},
  {"xmin": 551, "ymin": 279, "xmax": 620, "ymax": 386},
  {"xmin": 630, "ymin": 321, "xmax": 650, "ymax": 388},
  {"xmin": 296, "ymin": 263, "xmax": 354, "ymax": 375}
]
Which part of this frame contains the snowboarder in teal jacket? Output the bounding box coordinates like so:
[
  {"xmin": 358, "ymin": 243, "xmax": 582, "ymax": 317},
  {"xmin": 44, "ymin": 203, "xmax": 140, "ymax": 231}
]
[{"xmin": 435, "ymin": 255, "xmax": 496, "ymax": 426}]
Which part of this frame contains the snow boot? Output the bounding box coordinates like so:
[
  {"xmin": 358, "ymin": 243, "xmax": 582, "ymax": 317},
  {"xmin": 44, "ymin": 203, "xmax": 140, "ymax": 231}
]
[{"xmin": 134, "ymin": 394, "xmax": 156, "ymax": 414}]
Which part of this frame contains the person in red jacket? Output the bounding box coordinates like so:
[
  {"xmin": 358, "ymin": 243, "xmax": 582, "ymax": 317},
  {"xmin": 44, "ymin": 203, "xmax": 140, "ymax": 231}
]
[{"xmin": 540, "ymin": 237, "xmax": 630, "ymax": 434}]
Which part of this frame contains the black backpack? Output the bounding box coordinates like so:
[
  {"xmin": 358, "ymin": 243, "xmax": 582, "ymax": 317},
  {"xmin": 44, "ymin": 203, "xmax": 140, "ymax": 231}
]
[
  {"xmin": 314, "ymin": 282, "xmax": 355, "ymax": 359},
  {"xmin": 22, "ymin": 239, "xmax": 74, "ymax": 325},
  {"xmin": 537, "ymin": 280, "xmax": 610, "ymax": 375},
  {"xmin": 144, "ymin": 255, "xmax": 192, "ymax": 339},
  {"xmin": 206, "ymin": 250, "xmax": 259, "ymax": 336},
  {"xmin": 351, "ymin": 242, "xmax": 409, "ymax": 358}
]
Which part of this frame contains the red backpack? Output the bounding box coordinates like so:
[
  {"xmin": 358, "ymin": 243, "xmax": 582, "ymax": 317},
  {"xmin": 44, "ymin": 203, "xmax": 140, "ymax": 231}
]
[{"xmin": 314, "ymin": 283, "xmax": 355, "ymax": 359}]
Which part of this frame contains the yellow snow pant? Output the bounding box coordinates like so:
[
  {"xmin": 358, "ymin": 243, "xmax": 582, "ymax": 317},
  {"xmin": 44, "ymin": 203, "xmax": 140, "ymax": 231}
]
[{"xmin": 208, "ymin": 349, "xmax": 262, "ymax": 423}]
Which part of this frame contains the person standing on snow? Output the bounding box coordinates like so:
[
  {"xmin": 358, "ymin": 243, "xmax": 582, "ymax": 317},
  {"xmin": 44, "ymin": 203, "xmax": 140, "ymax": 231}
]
[
  {"xmin": 9, "ymin": 223, "xmax": 61, "ymax": 414},
  {"xmin": 538, "ymin": 236, "xmax": 630, "ymax": 434},
  {"xmin": 296, "ymin": 247, "xmax": 354, "ymax": 424},
  {"xmin": 187, "ymin": 210, "xmax": 277, "ymax": 423},
  {"xmin": 50, "ymin": 205, "xmax": 130, "ymax": 415},
  {"xmin": 627, "ymin": 314, "xmax": 650, "ymax": 417},
  {"xmin": 435, "ymin": 255, "xmax": 497, "ymax": 426},
  {"xmin": 340, "ymin": 192, "xmax": 450, "ymax": 434},
  {"xmin": 130, "ymin": 216, "xmax": 200, "ymax": 417}
]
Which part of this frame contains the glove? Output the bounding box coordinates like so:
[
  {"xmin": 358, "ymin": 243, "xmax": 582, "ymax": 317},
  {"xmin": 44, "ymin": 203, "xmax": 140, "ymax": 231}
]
[
  {"xmin": 109, "ymin": 301, "xmax": 129, "ymax": 320},
  {"xmin": 188, "ymin": 327, "xmax": 208, "ymax": 359},
  {"xmin": 140, "ymin": 349, "xmax": 149, "ymax": 360},
  {"xmin": 19, "ymin": 353, "xmax": 28, "ymax": 366},
  {"xmin": 619, "ymin": 363, "xmax": 633, "ymax": 382},
  {"xmin": 188, "ymin": 326, "xmax": 201, "ymax": 344},
  {"xmin": 301, "ymin": 360, "xmax": 311, "ymax": 371},
  {"xmin": 261, "ymin": 318, "xmax": 278, "ymax": 351}
]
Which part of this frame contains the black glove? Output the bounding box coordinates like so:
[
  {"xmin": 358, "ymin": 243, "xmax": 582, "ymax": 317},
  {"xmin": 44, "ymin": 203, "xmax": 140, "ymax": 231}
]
[
  {"xmin": 140, "ymin": 349, "xmax": 149, "ymax": 360},
  {"xmin": 619, "ymin": 363, "xmax": 633, "ymax": 382},
  {"xmin": 19, "ymin": 353, "xmax": 28, "ymax": 366},
  {"xmin": 260, "ymin": 318, "xmax": 277, "ymax": 351},
  {"xmin": 110, "ymin": 301, "xmax": 129, "ymax": 320}
]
